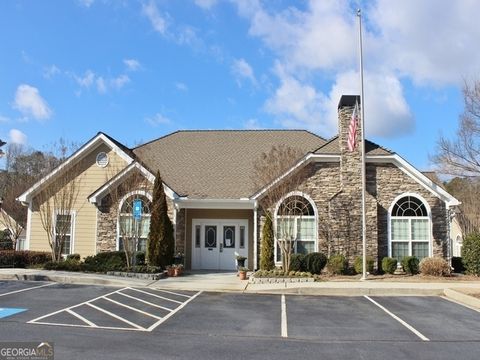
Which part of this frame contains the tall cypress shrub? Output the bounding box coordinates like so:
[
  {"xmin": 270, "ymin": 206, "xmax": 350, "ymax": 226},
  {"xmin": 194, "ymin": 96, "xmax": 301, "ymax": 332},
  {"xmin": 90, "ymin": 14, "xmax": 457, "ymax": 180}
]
[
  {"xmin": 147, "ymin": 171, "xmax": 174, "ymax": 267},
  {"xmin": 260, "ymin": 213, "xmax": 275, "ymax": 270}
]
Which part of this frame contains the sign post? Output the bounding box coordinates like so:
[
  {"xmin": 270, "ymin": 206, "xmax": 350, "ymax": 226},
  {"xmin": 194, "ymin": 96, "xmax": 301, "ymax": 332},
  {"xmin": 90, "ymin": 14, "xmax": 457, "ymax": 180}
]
[{"xmin": 132, "ymin": 199, "xmax": 143, "ymax": 270}]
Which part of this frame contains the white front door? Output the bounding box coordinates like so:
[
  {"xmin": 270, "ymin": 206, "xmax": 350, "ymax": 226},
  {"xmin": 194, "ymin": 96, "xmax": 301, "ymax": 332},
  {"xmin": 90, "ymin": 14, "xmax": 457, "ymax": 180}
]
[{"xmin": 192, "ymin": 219, "xmax": 248, "ymax": 270}]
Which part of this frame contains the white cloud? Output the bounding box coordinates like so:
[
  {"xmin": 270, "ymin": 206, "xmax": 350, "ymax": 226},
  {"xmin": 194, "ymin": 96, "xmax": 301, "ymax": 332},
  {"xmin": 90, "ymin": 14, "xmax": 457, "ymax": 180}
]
[
  {"xmin": 110, "ymin": 74, "xmax": 130, "ymax": 90},
  {"xmin": 96, "ymin": 77, "xmax": 107, "ymax": 94},
  {"xmin": 124, "ymin": 59, "xmax": 141, "ymax": 71},
  {"xmin": 75, "ymin": 70, "xmax": 95, "ymax": 88},
  {"xmin": 324, "ymin": 71, "xmax": 414, "ymax": 137},
  {"xmin": 13, "ymin": 84, "xmax": 52, "ymax": 121},
  {"xmin": 78, "ymin": 0, "xmax": 94, "ymax": 7},
  {"xmin": 244, "ymin": 118, "xmax": 262, "ymax": 130},
  {"xmin": 0, "ymin": 115, "xmax": 10, "ymax": 123},
  {"xmin": 9, "ymin": 129, "xmax": 27, "ymax": 145},
  {"xmin": 175, "ymin": 82, "xmax": 188, "ymax": 91},
  {"xmin": 43, "ymin": 65, "xmax": 61, "ymax": 79},
  {"xmin": 142, "ymin": 0, "xmax": 168, "ymax": 35},
  {"xmin": 146, "ymin": 113, "xmax": 172, "ymax": 126},
  {"xmin": 194, "ymin": 0, "xmax": 218, "ymax": 10},
  {"xmin": 231, "ymin": 58, "xmax": 257, "ymax": 87}
]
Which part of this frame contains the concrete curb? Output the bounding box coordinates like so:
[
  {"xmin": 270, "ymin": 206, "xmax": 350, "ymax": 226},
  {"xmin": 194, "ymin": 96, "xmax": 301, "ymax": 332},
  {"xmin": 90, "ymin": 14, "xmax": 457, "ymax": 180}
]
[
  {"xmin": 444, "ymin": 288, "xmax": 480, "ymax": 309},
  {"xmin": 244, "ymin": 286, "xmax": 444, "ymax": 296}
]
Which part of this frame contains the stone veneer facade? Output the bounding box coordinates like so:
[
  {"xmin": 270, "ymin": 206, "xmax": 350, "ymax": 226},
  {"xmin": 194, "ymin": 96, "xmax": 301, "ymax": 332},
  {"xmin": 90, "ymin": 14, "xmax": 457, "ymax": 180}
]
[{"xmin": 256, "ymin": 103, "xmax": 449, "ymax": 268}]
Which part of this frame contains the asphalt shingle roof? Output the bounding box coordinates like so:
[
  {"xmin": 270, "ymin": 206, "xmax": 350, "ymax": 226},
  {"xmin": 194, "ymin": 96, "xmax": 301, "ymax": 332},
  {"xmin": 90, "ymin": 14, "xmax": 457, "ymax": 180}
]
[
  {"xmin": 133, "ymin": 130, "xmax": 326, "ymax": 199},
  {"xmin": 314, "ymin": 136, "xmax": 393, "ymax": 156}
]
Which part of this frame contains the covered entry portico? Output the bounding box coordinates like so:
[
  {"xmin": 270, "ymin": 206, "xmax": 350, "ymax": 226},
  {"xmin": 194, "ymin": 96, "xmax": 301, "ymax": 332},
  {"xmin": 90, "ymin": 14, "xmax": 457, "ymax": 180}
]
[
  {"xmin": 192, "ymin": 219, "xmax": 248, "ymax": 270},
  {"xmin": 176, "ymin": 199, "xmax": 256, "ymax": 271}
]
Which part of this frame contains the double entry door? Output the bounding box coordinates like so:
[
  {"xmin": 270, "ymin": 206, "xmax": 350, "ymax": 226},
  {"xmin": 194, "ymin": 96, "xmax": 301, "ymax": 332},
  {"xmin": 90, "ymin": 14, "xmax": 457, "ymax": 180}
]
[{"xmin": 192, "ymin": 219, "xmax": 248, "ymax": 270}]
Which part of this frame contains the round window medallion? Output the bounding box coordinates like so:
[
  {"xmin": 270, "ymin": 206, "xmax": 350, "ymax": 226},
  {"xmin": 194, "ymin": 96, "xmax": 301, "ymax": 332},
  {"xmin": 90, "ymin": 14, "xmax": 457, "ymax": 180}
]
[{"xmin": 96, "ymin": 152, "xmax": 109, "ymax": 167}]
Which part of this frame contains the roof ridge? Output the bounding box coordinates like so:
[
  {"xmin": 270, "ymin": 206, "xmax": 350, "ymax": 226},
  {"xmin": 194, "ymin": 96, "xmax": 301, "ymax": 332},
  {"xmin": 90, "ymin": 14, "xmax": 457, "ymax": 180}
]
[
  {"xmin": 133, "ymin": 129, "xmax": 326, "ymax": 149},
  {"xmin": 313, "ymin": 135, "xmax": 338, "ymax": 153}
]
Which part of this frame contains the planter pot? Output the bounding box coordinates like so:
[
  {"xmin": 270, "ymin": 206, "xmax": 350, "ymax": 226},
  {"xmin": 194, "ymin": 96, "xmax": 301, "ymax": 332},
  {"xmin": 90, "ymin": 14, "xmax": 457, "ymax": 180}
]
[
  {"xmin": 236, "ymin": 258, "xmax": 246, "ymax": 268},
  {"xmin": 239, "ymin": 271, "xmax": 247, "ymax": 280},
  {"xmin": 167, "ymin": 268, "xmax": 175, "ymax": 277},
  {"xmin": 174, "ymin": 268, "xmax": 183, "ymax": 277}
]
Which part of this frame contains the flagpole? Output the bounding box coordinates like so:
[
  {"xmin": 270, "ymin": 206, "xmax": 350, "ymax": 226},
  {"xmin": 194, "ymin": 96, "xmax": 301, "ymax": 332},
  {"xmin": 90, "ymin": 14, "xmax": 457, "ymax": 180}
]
[{"xmin": 357, "ymin": 9, "xmax": 368, "ymax": 281}]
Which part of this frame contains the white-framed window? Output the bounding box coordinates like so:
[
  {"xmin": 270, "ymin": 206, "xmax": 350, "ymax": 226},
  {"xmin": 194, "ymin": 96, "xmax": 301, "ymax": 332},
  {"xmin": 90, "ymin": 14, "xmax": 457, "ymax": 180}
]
[
  {"xmin": 117, "ymin": 191, "xmax": 152, "ymax": 252},
  {"xmin": 54, "ymin": 212, "xmax": 75, "ymax": 256},
  {"xmin": 274, "ymin": 193, "xmax": 317, "ymax": 263},
  {"xmin": 389, "ymin": 194, "xmax": 431, "ymax": 262}
]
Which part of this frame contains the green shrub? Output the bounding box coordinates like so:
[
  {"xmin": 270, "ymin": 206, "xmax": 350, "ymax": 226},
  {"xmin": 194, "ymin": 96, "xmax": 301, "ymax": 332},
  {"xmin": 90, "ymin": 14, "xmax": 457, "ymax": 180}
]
[
  {"xmin": 401, "ymin": 256, "xmax": 419, "ymax": 275},
  {"xmin": 260, "ymin": 213, "xmax": 275, "ymax": 270},
  {"xmin": 135, "ymin": 251, "xmax": 146, "ymax": 266},
  {"xmin": 451, "ymin": 257, "xmax": 465, "ymax": 273},
  {"xmin": 0, "ymin": 250, "xmax": 51, "ymax": 268},
  {"xmin": 304, "ymin": 252, "xmax": 327, "ymax": 274},
  {"xmin": 83, "ymin": 251, "xmax": 127, "ymax": 272},
  {"xmin": 419, "ymin": 257, "xmax": 451, "ymax": 276},
  {"xmin": 327, "ymin": 254, "xmax": 347, "ymax": 275},
  {"xmin": 44, "ymin": 260, "xmax": 84, "ymax": 272},
  {"xmin": 382, "ymin": 257, "xmax": 398, "ymax": 274},
  {"xmin": 66, "ymin": 253, "xmax": 81, "ymax": 263},
  {"xmin": 462, "ymin": 233, "xmax": 480, "ymax": 275},
  {"xmin": 353, "ymin": 256, "xmax": 374, "ymax": 274},
  {"xmin": 289, "ymin": 253, "xmax": 305, "ymax": 272}
]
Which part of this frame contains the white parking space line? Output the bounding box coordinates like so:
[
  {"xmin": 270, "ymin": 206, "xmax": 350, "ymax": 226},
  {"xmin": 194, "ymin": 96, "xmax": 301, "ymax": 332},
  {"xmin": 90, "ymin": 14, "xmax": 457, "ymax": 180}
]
[
  {"xmin": 86, "ymin": 302, "xmax": 145, "ymax": 331},
  {"xmin": 117, "ymin": 291, "xmax": 173, "ymax": 311},
  {"xmin": 66, "ymin": 309, "xmax": 98, "ymax": 327},
  {"xmin": 440, "ymin": 295, "xmax": 480, "ymax": 313},
  {"xmin": 148, "ymin": 288, "xmax": 192, "ymax": 298},
  {"xmin": 364, "ymin": 296, "xmax": 430, "ymax": 342},
  {"xmin": 147, "ymin": 291, "xmax": 202, "ymax": 332},
  {"xmin": 127, "ymin": 287, "xmax": 183, "ymax": 304},
  {"xmin": 28, "ymin": 287, "xmax": 202, "ymax": 332},
  {"xmin": 103, "ymin": 296, "xmax": 162, "ymax": 320},
  {"xmin": 281, "ymin": 295, "xmax": 288, "ymax": 338},
  {"xmin": 0, "ymin": 283, "xmax": 55, "ymax": 297}
]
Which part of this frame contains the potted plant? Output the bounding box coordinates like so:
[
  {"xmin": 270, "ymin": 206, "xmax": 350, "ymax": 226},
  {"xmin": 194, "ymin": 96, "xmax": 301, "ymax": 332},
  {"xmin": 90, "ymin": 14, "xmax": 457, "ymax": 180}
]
[
  {"xmin": 173, "ymin": 264, "xmax": 184, "ymax": 277},
  {"xmin": 166, "ymin": 265, "xmax": 175, "ymax": 277},
  {"xmin": 236, "ymin": 255, "xmax": 247, "ymax": 269},
  {"xmin": 238, "ymin": 267, "xmax": 248, "ymax": 280}
]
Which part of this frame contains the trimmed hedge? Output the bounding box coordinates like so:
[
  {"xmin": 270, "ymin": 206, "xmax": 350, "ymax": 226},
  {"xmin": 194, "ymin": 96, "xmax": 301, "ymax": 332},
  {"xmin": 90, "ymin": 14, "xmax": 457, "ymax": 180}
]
[
  {"xmin": 462, "ymin": 233, "xmax": 480, "ymax": 276},
  {"xmin": 401, "ymin": 256, "xmax": 419, "ymax": 275},
  {"xmin": 0, "ymin": 250, "xmax": 51, "ymax": 268},
  {"xmin": 289, "ymin": 253, "xmax": 305, "ymax": 272},
  {"xmin": 382, "ymin": 257, "xmax": 397, "ymax": 274},
  {"xmin": 83, "ymin": 251, "xmax": 127, "ymax": 272},
  {"xmin": 304, "ymin": 252, "xmax": 327, "ymax": 274},
  {"xmin": 451, "ymin": 257, "xmax": 465, "ymax": 273},
  {"xmin": 353, "ymin": 256, "xmax": 374, "ymax": 274},
  {"xmin": 327, "ymin": 254, "xmax": 347, "ymax": 275}
]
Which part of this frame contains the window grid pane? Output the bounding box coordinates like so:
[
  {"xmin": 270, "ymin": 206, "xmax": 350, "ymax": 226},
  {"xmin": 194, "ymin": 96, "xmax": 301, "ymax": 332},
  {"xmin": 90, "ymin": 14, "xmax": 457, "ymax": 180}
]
[
  {"xmin": 297, "ymin": 218, "xmax": 315, "ymax": 240},
  {"xmin": 391, "ymin": 219, "xmax": 409, "ymax": 240},
  {"xmin": 412, "ymin": 242, "xmax": 429, "ymax": 260},
  {"xmin": 411, "ymin": 219, "xmax": 429, "ymax": 241},
  {"xmin": 392, "ymin": 242, "xmax": 409, "ymax": 261}
]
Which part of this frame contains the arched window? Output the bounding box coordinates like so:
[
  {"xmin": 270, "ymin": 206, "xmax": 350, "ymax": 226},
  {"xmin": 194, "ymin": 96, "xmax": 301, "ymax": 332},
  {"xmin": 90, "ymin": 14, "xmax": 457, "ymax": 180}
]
[
  {"xmin": 275, "ymin": 194, "xmax": 317, "ymax": 262},
  {"xmin": 390, "ymin": 195, "xmax": 430, "ymax": 261},
  {"xmin": 118, "ymin": 192, "xmax": 151, "ymax": 252}
]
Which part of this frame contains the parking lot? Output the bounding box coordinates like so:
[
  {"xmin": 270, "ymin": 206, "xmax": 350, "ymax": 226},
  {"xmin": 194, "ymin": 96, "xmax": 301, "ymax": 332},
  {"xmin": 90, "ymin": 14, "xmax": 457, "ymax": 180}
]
[{"xmin": 2, "ymin": 280, "xmax": 480, "ymax": 359}]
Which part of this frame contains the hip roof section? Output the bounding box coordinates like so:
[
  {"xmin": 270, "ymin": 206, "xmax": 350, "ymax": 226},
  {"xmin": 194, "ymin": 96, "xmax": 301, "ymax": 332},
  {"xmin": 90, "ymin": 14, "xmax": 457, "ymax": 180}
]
[{"xmin": 133, "ymin": 130, "xmax": 326, "ymax": 199}]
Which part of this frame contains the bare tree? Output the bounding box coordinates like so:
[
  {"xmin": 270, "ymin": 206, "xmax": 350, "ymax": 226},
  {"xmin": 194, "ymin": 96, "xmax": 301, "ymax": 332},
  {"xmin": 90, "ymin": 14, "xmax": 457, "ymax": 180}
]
[
  {"xmin": 104, "ymin": 167, "xmax": 151, "ymax": 269},
  {"xmin": 252, "ymin": 145, "xmax": 307, "ymax": 272},
  {"xmin": 445, "ymin": 177, "xmax": 480, "ymax": 235},
  {"xmin": 33, "ymin": 142, "xmax": 81, "ymax": 262},
  {"xmin": 434, "ymin": 80, "xmax": 480, "ymax": 177},
  {"xmin": 0, "ymin": 183, "xmax": 27, "ymax": 250}
]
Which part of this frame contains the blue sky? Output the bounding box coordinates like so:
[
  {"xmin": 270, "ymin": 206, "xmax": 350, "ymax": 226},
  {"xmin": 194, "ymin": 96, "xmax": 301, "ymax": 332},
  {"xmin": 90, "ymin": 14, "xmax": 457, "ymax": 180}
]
[{"xmin": 0, "ymin": 0, "xmax": 476, "ymax": 171}]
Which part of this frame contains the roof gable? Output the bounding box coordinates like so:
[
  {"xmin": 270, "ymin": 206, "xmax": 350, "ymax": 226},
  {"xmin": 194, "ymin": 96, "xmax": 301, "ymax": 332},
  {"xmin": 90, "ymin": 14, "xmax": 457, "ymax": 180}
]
[
  {"xmin": 17, "ymin": 132, "xmax": 134, "ymax": 204},
  {"xmin": 314, "ymin": 136, "xmax": 393, "ymax": 156}
]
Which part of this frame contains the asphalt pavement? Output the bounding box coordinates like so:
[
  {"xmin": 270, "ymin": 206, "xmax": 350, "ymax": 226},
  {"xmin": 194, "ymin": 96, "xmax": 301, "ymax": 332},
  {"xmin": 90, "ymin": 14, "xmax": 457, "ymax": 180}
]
[{"xmin": 1, "ymin": 280, "xmax": 480, "ymax": 360}]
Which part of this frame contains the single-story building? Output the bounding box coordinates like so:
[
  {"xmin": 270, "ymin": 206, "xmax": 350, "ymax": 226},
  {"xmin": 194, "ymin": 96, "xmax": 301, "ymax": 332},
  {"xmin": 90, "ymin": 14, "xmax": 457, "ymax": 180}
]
[{"xmin": 17, "ymin": 95, "xmax": 460, "ymax": 270}]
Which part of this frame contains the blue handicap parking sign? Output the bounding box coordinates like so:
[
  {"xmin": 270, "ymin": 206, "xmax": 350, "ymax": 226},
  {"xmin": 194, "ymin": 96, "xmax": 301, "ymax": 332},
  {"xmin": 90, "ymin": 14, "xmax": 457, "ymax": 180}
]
[
  {"xmin": 133, "ymin": 199, "xmax": 143, "ymax": 220},
  {"xmin": 0, "ymin": 308, "xmax": 27, "ymax": 319}
]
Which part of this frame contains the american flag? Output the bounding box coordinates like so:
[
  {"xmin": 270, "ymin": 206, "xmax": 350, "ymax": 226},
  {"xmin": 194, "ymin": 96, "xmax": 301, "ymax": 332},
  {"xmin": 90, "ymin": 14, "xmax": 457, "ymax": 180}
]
[{"xmin": 347, "ymin": 102, "xmax": 359, "ymax": 152}]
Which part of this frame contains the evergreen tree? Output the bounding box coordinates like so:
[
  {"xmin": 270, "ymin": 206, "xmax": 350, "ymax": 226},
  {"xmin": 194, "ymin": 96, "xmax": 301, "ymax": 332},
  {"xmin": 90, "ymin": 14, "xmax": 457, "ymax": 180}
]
[
  {"xmin": 147, "ymin": 171, "xmax": 174, "ymax": 267},
  {"xmin": 260, "ymin": 212, "xmax": 275, "ymax": 270}
]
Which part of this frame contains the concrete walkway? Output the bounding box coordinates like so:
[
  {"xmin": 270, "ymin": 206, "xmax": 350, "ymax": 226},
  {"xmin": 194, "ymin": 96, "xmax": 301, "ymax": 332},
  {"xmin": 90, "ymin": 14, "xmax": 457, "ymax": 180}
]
[{"xmin": 1, "ymin": 268, "xmax": 480, "ymax": 308}]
